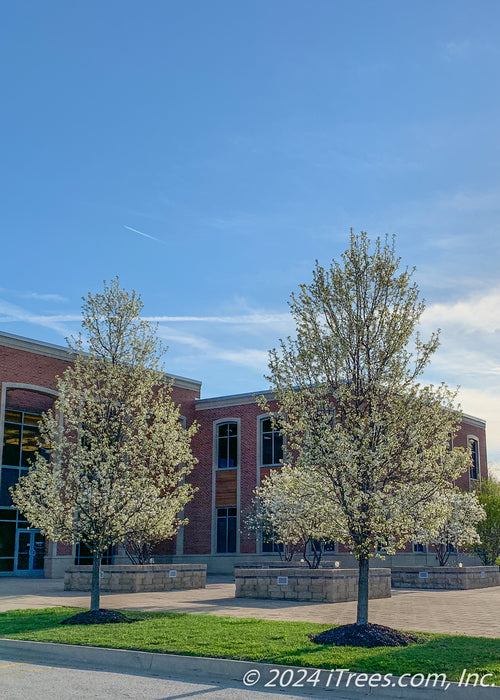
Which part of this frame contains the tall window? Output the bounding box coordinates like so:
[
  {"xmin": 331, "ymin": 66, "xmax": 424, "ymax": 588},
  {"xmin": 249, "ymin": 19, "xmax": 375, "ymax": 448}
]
[
  {"xmin": 1, "ymin": 411, "xmax": 44, "ymax": 508},
  {"xmin": 217, "ymin": 422, "xmax": 238, "ymax": 469},
  {"xmin": 260, "ymin": 417, "xmax": 283, "ymax": 466},
  {"xmin": 469, "ymin": 438, "xmax": 480, "ymax": 481},
  {"xmin": 216, "ymin": 507, "xmax": 237, "ymax": 553},
  {"xmin": 1, "ymin": 411, "xmax": 44, "ymax": 572}
]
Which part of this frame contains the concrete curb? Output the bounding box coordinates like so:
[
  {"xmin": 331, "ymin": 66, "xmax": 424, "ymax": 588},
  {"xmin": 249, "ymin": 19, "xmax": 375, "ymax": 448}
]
[{"xmin": 0, "ymin": 638, "xmax": 499, "ymax": 699}]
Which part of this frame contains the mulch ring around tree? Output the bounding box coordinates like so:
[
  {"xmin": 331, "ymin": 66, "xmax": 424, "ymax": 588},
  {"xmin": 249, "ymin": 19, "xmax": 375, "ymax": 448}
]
[
  {"xmin": 60, "ymin": 609, "xmax": 136, "ymax": 625},
  {"xmin": 310, "ymin": 623, "xmax": 420, "ymax": 648}
]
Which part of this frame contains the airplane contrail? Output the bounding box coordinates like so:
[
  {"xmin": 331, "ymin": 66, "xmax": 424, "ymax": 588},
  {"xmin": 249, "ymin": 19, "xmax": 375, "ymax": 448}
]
[{"xmin": 124, "ymin": 225, "xmax": 162, "ymax": 243}]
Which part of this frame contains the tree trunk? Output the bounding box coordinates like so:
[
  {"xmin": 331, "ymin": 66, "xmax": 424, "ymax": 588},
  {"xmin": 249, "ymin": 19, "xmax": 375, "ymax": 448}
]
[
  {"xmin": 90, "ymin": 550, "xmax": 101, "ymax": 612},
  {"xmin": 356, "ymin": 555, "xmax": 369, "ymax": 625}
]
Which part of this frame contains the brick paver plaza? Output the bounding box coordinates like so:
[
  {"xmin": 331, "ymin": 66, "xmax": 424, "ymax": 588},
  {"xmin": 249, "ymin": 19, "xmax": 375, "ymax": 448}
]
[{"xmin": 0, "ymin": 576, "xmax": 498, "ymax": 638}]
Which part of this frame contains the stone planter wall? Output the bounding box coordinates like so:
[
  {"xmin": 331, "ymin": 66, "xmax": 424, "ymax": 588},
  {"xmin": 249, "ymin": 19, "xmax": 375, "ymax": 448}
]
[
  {"xmin": 391, "ymin": 566, "xmax": 500, "ymax": 590},
  {"xmin": 64, "ymin": 564, "xmax": 206, "ymax": 592},
  {"xmin": 235, "ymin": 567, "xmax": 391, "ymax": 602}
]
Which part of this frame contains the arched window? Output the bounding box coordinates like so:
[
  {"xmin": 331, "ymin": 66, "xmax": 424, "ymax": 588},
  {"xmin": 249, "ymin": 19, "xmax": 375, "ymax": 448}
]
[{"xmin": 468, "ymin": 437, "xmax": 480, "ymax": 481}]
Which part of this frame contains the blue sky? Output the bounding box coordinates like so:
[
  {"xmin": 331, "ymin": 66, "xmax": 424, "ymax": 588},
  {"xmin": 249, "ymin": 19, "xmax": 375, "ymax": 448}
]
[{"xmin": 1, "ymin": 2, "xmax": 500, "ymax": 471}]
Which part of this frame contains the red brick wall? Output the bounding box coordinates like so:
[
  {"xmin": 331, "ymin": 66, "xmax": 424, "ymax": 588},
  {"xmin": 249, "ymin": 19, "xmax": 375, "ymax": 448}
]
[
  {"xmin": 1, "ymin": 340, "xmax": 200, "ymax": 560},
  {"xmin": 0, "ymin": 344, "xmax": 199, "ymax": 421},
  {"xmin": 1, "ymin": 340, "xmax": 490, "ymax": 563},
  {"xmin": 185, "ymin": 399, "xmax": 280, "ymax": 555},
  {"xmin": 184, "ymin": 397, "xmax": 489, "ymax": 557},
  {"xmin": 56, "ymin": 542, "xmax": 72, "ymax": 556},
  {"xmin": 454, "ymin": 418, "xmax": 488, "ymax": 490},
  {"xmin": 170, "ymin": 385, "xmax": 199, "ymax": 426},
  {"xmin": 5, "ymin": 389, "xmax": 55, "ymax": 413},
  {"xmin": 0, "ymin": 346, "xmax": 70, "ymax": 394}
]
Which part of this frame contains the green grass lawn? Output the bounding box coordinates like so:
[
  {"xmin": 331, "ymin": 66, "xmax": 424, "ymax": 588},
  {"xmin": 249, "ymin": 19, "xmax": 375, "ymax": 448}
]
[{"xmin": 1, "ymin": 607, "xmax": 499, "ymax": 683}]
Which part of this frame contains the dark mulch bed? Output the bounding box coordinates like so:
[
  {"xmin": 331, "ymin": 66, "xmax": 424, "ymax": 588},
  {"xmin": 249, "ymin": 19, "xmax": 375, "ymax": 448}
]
[
  {"xmin": 310, "ymin": 623, "xmax": 420, "ymax": 648},
  {"xmin": 60, "ymin": 609, "xmax": 136, "ymax": 625}
]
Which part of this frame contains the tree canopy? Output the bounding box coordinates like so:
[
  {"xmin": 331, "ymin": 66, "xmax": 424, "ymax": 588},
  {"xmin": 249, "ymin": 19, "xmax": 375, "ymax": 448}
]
[
  {"xmin": 12, "ymin": 278, "xmax": 197, "ymax": 612},
  {"xmin": 416, "ymin": 490, "xmax": 485, "ymax": 566},
  {"xmin": 474, "ymin": 479, "xmax": 500, "ymax": 565},
  {"xmin": 262, "ymin": 232, "xmax": 471, "ymax": 626}
]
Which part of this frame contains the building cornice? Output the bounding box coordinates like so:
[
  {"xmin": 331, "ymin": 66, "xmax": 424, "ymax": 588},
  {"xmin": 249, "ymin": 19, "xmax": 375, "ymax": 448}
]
[
  {"xmin": 462, "ymin": 413, "xmax": 486, "ymax": 430},
  {"xmin": 0, "ymin": 330, "xmax": 73, "ymax": 361},
  {"xmin": 195, "ymin": 387, "xmax": 486, "ymax": 430}
]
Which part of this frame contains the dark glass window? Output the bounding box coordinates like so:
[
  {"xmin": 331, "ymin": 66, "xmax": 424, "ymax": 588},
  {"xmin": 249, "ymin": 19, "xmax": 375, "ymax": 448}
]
[
  {"xmin": 5, "ymin": 411, "xmax": 22, "ymax": 424},
  {"xmin": 0, "ymin": 508, "xmax": 17, "ymax": 521},
  {"xmin": 323, "ymin": 540, "xmax": 337, "ymax": 552},
  {"xmin": 2, "ymin": 411, "xmax": 44, "ymax": 517},
  {"xmin": 217, "ymin": 422, "xmax": 238, "ymax": 469},
  {"xmin": 3, "ymin": 411, "xmax": 42, "ymax": 469},
  {"xmin": 413, "ymin": 542, "xmax": 426, "ymax": 553},
  {"xmin": 75, "ymin": 542, "xmax": 113, "ymax": 565},
  {"xmin": 21, "ymin": 427, "xmax": 40, "ymax": 467},
  {"xmin": 469, "ymin": 438, "xmax": 479, "ymax": 480},
  {"xmin": 0, "ymin": 468, "xmax": 19, "ymax": 507},
  {"xmin": 216, "ymin": 507, "xmax": 237, "ymax": 553},
  {"xmin": 261, "ymin": 418, "xmax": 283, "ymax": 466},
  {"xmin": 0, "ymin": 521, "xmax": 16, "ymax": 558},
  {"xmin": 2, "ymin": 425, "xmax": 21, "ymax": 467},
  {"xmin": 262, "ymin": 538, "xmax": 283, "ymax": 553}
]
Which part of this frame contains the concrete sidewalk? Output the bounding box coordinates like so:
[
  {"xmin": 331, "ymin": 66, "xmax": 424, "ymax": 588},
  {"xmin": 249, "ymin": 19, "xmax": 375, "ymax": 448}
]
[{"xmin": 0, "ymin": 576, "xmax": 499, "ymax": 638}]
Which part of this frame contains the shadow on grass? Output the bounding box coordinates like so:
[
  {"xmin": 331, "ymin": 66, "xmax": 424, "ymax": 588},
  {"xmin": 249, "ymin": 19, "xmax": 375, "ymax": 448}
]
[{"xmin": 0, "ymin": 607, "xmax": 151, "ymax": 635}]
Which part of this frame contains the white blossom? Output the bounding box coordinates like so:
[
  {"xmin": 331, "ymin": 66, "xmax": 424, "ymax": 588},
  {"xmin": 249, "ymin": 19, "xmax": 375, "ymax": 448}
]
[
  {"xmin": 12, "ymin": 278, "xmax": 197, "ymax": 610},
  {"xmin": 261, "ymin": 232, "xmax": 473, "ymax": 624}
]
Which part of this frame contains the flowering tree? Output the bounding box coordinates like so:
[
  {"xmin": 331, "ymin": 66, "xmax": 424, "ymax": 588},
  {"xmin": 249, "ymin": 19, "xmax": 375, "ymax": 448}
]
[
  {"xmin": 247, "ymin": 464, "xmax": 345, "ymax": 567},
  {"xmin": 12, "ymin": 279, "xmax": 197, "ymax": 614},
  {"xmin": 474, "ymin": 479, "xmax": 500, "ymax": 565},
  {"xmin": 416, "ymin": 491, "xmax": 485, "ymax": 566},
  {"xmin": 263, "ymin": 232, "xmax": 471, "ymax": 631}
]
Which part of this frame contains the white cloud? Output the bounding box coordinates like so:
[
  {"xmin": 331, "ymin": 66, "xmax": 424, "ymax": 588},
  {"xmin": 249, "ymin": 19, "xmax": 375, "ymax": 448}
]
[
  {"xmin": 442, "ymin": 39, "xmax": 472, "ymax": 60},
  {"xmin": 488, "ymin": 462, "xmax": 500, "ymax": 481},
  {"xmin": 0, "ymin": 299, "xmax": 77, "ymax": 337},
  {"xmin": 417, "ymin": 286, "xmax": 500, "ymax": 464},
  {"xmin": 0, "ymin": 288, "xmax": 69, "ymax": 304},
  {"xmin": 156, "ymin": 324, "xmax": 269, "ymax": 373},
  {"xmin": 422, "ymin": 286, "xmax": 500, "ymax": 340},
  {"xmin": 146, "ymin": 312, "xmax": 292, "ymax": 327},
  {"xmin": 214, "ymin": 348, "xmax": 269, "ymax": 372},
  {"xmin": 441, "ymin": 188, "xmax": 500, "ymax": 212},
  {"xmin": 20, "ymin": 292, "xmax": 68, "ymax": 303},
  {"xmin": 456, "ymin": 387, "xmax": 500, "ymax": 472}
]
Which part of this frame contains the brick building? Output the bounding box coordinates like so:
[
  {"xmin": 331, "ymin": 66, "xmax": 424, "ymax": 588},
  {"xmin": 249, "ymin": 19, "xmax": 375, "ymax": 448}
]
[{"xmin": 0, "ymin": 331, "xmax": 488, "ymax": 576}]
